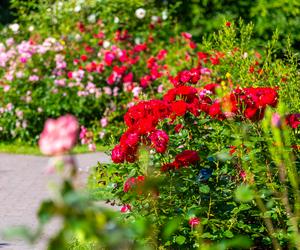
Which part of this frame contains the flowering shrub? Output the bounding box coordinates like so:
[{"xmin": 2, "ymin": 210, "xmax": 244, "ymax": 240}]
[
  {"xmin": 0, "ymin": 1, "xmax": 201, "ymax": 147},
  {"xmin": 0, "ymin": 6, "xmax": 174, "ymax": 145},
  {"xmin": 95, "ymin": 23, "xmax": 300, "ymax": 249}
]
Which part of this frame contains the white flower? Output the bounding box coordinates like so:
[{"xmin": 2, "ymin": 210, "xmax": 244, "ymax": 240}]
[
  {"xmin": 103, "ymin": 40, "xmax": 110, "ymax": 49},
  {"xmin": 0, "ymin": 43, "xmax": 5, "ymax": 52},
  {"xmin": 9, "ymin": 23, "xmax": 19, "ymax": 33},
  {"xmin": 134, "ymin": 37, "xmax": 141, "ymax": 45},
  {"xmin": 132, "ymin": 86, "xmax": 142, "ymax": 97},
  {"xmin": 151, "ymin": 16, "xmax": 159, "ymax": 23},
  {"xmin": 74, "ymin": 5, "xmax": 81, "ymax": 12},
  {"xmin": 162, "ymin": 10, "xmax": 168, "ymax": 20},
  {"xmin": 75, "ymin": 34, "xmax": 82, "ymax": 41},
  {"xmin": 135, "ymin": 8, "xmax": 146, "ymax": 19},
  {"xmin": 114, "ymin": 16, "xmax": 119, "ymax": 23},
  {"xmin": 88, "ymin": 14, "xmax": 96, "ymax": 23},
  {"xmin": 28, "ymin": 25, "xmax": 34, "ymax": 32}
]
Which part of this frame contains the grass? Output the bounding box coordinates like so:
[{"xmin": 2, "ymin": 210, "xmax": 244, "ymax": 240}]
[{"xmin": 0, "ymin": 142, "xmax": 112, "ymax": 155}]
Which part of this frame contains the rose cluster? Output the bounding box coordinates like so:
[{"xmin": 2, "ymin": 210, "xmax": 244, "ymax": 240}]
[
  {"xmin": 112, "ymin": 100, "xmax": 170, "ymax": 163},
  {"xmin": 112, "ymin": 72, "xmax": 279, "ymax": 165}
]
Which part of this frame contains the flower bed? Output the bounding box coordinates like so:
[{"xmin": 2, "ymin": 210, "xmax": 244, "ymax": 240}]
[{"xmin": 1, "ymin": 1, "xmax": 300, "ymax": 249}]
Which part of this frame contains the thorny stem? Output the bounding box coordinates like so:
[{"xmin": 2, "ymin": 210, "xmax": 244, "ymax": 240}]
[{"xmin": 207, "ymin": 196, "xmax": 212, "ymax": 220}]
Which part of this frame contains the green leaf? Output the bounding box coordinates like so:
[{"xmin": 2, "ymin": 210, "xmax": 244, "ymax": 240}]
[
  {"xmin": 163, "ymin": 218, "xmax": 181, "ymax": 239},
  {"xmin": 38, "ymin": 200, "xmax": 55, "ymax": 224},
  {"xmin": 201, "ymin": 232, "xmax": 213, "ymax": 238},
  {"xmin": 235, "ymin": 185, "xmax": 254, "ymax": 202},
  {"xmin": 224, "ymin": 230, "xmax": 234, "ymax": 238},
  {"xmin": 175, "ymin": 235, "xmax": 186, "ymax": 245},
  {"xmin": 199, "ymin": 184, "xmax": 210, "ymax": 194}
]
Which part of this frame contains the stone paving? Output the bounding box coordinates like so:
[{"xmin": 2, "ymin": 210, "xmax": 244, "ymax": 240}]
[{"xmin": 0, "ymin": 152, "xmax": 111, "ymax": 250}]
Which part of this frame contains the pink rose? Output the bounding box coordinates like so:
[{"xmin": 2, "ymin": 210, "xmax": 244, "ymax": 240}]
[
  {"xmin": 39, "ymin": 114, "xmax": 79, "ymax": 155},
  {"xmin": 189, "ymin": 217, "xmax": 200, "ymax": 228},
  {"xmin": 100, "ymin": 117, "xmax": 108, "ymax": 128},
  {"xmin": 120, "ymin": 204, "xmax": 131, "ymax": 213}
]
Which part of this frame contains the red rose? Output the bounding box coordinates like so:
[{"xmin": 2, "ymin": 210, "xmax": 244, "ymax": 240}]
[
  {"xmin": 149, "ymin": 130, "xmax": 169, "ymax": 153},
  {"xmin": 286, "ymin": 114, "xmax": 300, "ymax": 129},
  {"xmin": 175, "ymin": 150, "xmax": 200, "ymax": 167},
  {"xmin": 171, "ymin": 100, "xmax": 187, "ymax": 117},
  {"xmin": 174, "ymin": 124, "xmax": 184, "ymax": 133},
  {"xmin": 161, "ymin": 161, "xmax": 180, "ymax": 172},
  {"xmin": 80, "ymin": 54, "xmax": 88, "ymax": 62},
  {"xmin": 120, "ymin": 130, "xmax": 140, "ymax": 148},
  {"xmin": 111, "ymin": 144, "xmax": 125, "ymax": 163},
  {"xmin": 123, "ymin": 177, "xmax": 136, "ymax": 192}
]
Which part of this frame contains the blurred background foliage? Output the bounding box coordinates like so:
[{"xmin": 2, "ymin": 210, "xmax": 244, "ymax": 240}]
[
  {"xmin": 2, "ymin": 0, "xmax": 300, "ymax": 52},
  {"xmin": 159, "ymin": 0, "xmax": 300, "ymax": 51},
  {"xmin": 0, "ymin": 0, "xmax": 14, "ymax": 27}
]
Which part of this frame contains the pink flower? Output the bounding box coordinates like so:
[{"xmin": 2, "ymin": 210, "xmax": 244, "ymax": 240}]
[
  {"xmin": 79, "ymin": 126, "xmax": 87, "ymax": 139},
  {"xmin": 38, "ymin": 114, "xmax": 79, "ymax": 156},
  {"xmin": 20, "ymin": 57, "xmax": 27, "ymax": 63},
  {"xmin": 189, "ymin": 217, "xmax": 200, "ymax": 228},
  {"xmin": 271, "ymin": 113, "xmax": 281, "ymax": 128},
  {"xmin": 240, "ymin": 170, "xmax": 246, "ymax": 181},
  {"xmin": 181, "ymin": 32, "xmax": 192, "ymax": 40},
  {"xmin": 120, "ymin": 204, "xmax": 131, "ymax": 213},
  {"xmin": 88, "ymin": 143, "xmax": 96, "ymax": 151},
  {"xmin": 103, "ymin": 87, "xmax": 112, "ymax": 95},
  {"xmin": 157, "ymin": 84, "xmax": 164, "ymax": 93},
  {"xmin": 4, "ymin": 85, "xmax": 10, "ymax": 92},
  {"xmin": 29, "ymin": 75, "xmax": 39, "ymax": 82},
  {"xmin": 132, "ymin": 86, "xmax": 142, "ymax": 97},
  {"xmin": 99, "ymin": 131, "xmax": 105, "ymax": 139},
  {"xmin": 100, "ymin": 117, "xmax": 108, "ymax": 128}
]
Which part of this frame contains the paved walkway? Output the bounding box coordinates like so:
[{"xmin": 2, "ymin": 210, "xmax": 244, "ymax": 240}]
[{"xmin": 0, "ymin": 152, "xmax": 111, "ymax": 250}]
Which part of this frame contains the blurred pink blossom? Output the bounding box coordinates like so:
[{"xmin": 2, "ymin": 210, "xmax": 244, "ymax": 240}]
[
  {"xmin": 99, "ymin": 131, "xmax": 105, "ymax": 139},
  {"xmin": 100, "ymin": 117, "xmax": 108, "ymax": 128},
  {"xmin": 271, "ymin": 113, "xmax": 281, "ymax": 128},
  {"xmin": 103, "ymin": 87, "xmax": 112, "ymax": 95},
  {"xmin": 157, "ymin": 84, "xmax": 163, "ymax": 93},
  {"xmin": 189, "ymin": 217, "xmax": 200, "ymax": 228},
  {"xmin": 39, "ymin": 114, "xmax": 79, "ymax": 156},
  {"xmin": 88, "ymin": 143, "xmax": 96, "ymax": 151},
  {"xmin": 120, "ymin": 204, "xmax": 131, "ymax": 213},
  {"xmin": 29, "ymin": 75, "xmax": 39, "ymax": 82}
]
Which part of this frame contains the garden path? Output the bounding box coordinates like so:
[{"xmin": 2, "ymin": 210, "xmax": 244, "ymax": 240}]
[{"xmin": 0, "ymin": 152, "xmax": 111, "ymax": 250}]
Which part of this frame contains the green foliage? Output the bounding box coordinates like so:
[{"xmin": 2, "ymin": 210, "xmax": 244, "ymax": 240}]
[{"xmin": 162, "ymin": 0, "xmax": 300, "ymax": 52}]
